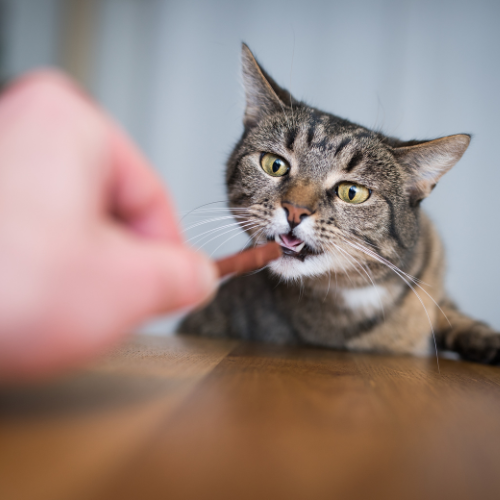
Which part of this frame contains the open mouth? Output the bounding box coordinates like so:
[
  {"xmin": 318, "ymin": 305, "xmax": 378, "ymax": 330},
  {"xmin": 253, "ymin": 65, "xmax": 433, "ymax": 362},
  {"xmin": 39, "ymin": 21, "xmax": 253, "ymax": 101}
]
[{"xmin": 271, "ymin": 232, "xmax": 320, "ymax": 262}]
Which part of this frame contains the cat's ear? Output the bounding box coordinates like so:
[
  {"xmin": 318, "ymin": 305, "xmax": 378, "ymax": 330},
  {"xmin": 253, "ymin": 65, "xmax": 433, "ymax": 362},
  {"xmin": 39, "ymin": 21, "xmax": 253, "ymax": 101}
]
[
  {"xmin": 393, "ymin": 134, "xmax": 470, "ymax": 203},
  {"xmin": 241, "ymin": 43, "xmax": 294, "ymax": 128}
]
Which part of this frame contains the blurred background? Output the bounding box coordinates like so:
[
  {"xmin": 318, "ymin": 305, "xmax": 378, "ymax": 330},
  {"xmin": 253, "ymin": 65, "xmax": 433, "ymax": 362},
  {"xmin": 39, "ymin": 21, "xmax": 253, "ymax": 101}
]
[{"xmin": 1, "ymin": 0, "xmax": 499, "ymax": 333}]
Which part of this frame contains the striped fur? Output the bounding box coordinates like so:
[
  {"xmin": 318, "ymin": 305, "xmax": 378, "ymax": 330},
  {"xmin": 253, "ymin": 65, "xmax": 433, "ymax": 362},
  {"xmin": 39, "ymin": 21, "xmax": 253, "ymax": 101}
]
[{"xmin": 179, "ymin": 44, "xmax": 500, "ymax": 365}]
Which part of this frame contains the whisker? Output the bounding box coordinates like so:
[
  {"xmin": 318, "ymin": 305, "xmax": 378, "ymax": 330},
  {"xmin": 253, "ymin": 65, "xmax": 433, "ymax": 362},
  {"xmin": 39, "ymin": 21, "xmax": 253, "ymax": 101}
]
[
  {"xmin": 184, "ymin": 207, "xmax": 253, "ymax": 215},
  {"xmin": 183, "ymin": 215, "xmax": 255, "ymax": 232},
  {"xmin": 347, "ymin": 234, "xmax": 426, "ymax": 286},
  {"xmin": 181, "ymin": 200, "xmax": 230, "ymax": 221},
  {"xmin": 319, "ymin": 239, "xmax": 355, "ymax": 287},
  {"xmin": 323, "ymin": 268, "xmax": 332, "ymax": 303},
  {"xmin": 187, "ymin": 220, "xmax": 256, "ymax": 246},
  {"xmin": 210, "ymin": 222, "xmax": 265, "ymax": 257},
  {"xmin": 298, "ymin": 277, "xmax": 304, "ymax": 302},
  {"xmin": 332, "ymin": 243, "xmax": 372, "ymax": 287},
  {"xmin": 326, "ymin": 241, "xmax": 371, "ymax": 288},
  {"xmin": 243, "ymin": 225, "xmax": 267, "ymax": 249},
  {"xmin": 345, "ymin": 239, "xmax": 441, "ymax": 311},
  {"xmin": 341, "ymin": 238, "xmax": 441, "ymax": 373},
  {"xmin": 327, "ymin": 241, "xmax": 385, "ymax": 318},
  {"xmin": 196, "ymin": 221, "xmax": 262, "ymax": 252},
  {"xmin": 289, "ymin": 31, "xmax": 296, "ymax": 125}
]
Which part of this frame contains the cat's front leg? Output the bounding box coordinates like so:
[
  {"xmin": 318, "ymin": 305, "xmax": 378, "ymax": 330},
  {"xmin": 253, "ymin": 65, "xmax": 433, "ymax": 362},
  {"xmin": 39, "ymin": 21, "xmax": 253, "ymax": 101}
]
[{"xmin": 436, "ymin": 299, "xmax": 500, "ymax": 364}]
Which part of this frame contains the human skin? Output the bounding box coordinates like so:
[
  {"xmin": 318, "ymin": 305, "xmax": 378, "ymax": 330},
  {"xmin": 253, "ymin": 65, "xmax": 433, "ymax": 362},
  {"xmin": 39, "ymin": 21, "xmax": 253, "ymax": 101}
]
[{"xmin": 0, "ymin": 71, "xmax": 218, "ymax": 380}]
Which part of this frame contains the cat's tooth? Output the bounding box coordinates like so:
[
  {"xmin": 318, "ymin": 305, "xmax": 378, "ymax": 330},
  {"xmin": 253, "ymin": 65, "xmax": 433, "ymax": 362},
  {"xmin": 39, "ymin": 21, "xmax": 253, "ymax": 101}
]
[
  {"xmin": 275, "ymin": 234, "xmax": 282, "ymax": 245},
  {"xmin": 294, "ymin": 242, "xmax": 306, "ymax": 253}
]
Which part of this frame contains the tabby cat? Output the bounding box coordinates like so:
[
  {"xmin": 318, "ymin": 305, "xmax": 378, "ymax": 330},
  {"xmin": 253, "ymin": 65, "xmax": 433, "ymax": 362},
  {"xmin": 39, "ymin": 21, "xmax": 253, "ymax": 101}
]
[{"xmin": 179, "ymin": 44, "xmax": 500, "ymax": 364}]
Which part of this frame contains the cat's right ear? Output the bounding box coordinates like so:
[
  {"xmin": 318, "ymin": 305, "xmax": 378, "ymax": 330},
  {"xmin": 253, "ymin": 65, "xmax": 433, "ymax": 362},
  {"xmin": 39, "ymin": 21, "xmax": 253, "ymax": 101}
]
[
  {"xmin": 241, "ymin": 43, "xmax": 293, "ymax": 128},
  {"xmin": 394, "ymin": 134, "xmax": 471, "ymax": 204}
]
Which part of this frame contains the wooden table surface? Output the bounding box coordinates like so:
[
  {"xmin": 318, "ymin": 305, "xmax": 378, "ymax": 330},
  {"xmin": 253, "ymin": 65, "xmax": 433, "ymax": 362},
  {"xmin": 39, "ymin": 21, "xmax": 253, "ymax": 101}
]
[{"xmin": 2, "ymin": 334, "xmax": 500, "ymax": 500}]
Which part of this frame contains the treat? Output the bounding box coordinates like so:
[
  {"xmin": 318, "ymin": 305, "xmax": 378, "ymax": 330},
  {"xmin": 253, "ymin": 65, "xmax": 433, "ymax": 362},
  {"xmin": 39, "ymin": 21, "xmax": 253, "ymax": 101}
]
[{"xmin": 215, "ymin": 242, "xmax": 282, "ymax": 278}]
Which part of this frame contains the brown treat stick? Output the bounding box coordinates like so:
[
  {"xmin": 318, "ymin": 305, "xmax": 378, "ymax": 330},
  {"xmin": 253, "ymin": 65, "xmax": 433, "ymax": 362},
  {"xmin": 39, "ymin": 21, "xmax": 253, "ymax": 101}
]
[{"xmin": 215, "ymin": 242, "xmax": 282, "ymax": 279}]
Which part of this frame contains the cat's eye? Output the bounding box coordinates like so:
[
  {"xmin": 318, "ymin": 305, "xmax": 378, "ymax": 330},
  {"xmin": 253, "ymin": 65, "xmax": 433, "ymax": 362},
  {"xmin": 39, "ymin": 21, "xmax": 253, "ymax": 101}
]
[
  {"xmin": 336, "ymin": 182, "xmax": 371, "ymax": 204},
  {"xmin": 260, "ymin": 153, "xmax": 290, "ymax": 177}
]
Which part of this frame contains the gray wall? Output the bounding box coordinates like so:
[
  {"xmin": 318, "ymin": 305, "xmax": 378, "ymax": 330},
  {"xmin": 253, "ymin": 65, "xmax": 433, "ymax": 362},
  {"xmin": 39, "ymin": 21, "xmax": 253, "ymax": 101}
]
[{"xmin": 3, "ymin": 0, "xmax": 500, "ymax": 333}]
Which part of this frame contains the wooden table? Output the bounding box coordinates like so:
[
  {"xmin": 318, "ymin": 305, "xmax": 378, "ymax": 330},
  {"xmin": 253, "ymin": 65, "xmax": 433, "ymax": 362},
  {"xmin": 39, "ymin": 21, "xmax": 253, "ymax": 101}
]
[{"xmin": 1, "ymin": 334, "xmax": 500, "ymax": 500}]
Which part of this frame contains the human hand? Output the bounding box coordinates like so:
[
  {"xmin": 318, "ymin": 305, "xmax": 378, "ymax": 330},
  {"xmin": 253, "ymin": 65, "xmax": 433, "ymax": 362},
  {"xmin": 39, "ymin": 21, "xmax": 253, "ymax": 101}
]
[{"xmin": 0, "ymin": 72, "xmax": 217, "ymax": 380}]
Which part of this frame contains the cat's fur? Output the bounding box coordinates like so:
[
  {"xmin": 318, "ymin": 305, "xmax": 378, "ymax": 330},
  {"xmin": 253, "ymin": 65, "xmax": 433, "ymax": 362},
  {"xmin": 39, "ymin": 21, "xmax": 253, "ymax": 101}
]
[{"xmin": 179, "ymin": 44, "xmax": 500, "ymax": 364}]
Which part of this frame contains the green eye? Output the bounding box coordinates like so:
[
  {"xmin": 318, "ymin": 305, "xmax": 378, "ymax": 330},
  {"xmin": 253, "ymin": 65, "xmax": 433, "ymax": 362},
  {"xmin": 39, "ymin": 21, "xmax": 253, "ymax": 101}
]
[
  {"xmin": 337, "ymin": 182, "xmax": 371, "ymax": 204},
  {"xmin": 260, "ymin": 153, "xmax": 290, "ymax": 177}
]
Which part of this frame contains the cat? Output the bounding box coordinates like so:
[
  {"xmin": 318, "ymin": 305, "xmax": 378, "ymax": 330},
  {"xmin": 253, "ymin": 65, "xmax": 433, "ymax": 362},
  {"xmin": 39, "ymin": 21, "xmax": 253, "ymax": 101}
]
[{"xmin": 178, "ymin": 43, "xmax": 500, "ymax": 364}]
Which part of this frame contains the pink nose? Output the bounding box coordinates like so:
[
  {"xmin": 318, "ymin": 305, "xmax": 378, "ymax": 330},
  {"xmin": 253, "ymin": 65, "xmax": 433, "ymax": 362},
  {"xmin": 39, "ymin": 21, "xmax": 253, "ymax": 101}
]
[{"xmin": 281, "ymin": 202, "xmax": 313, "ymax": 228}]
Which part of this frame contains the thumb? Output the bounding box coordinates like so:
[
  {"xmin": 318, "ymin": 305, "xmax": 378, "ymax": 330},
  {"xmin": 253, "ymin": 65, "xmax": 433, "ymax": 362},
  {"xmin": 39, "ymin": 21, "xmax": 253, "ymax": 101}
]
[{"xmin": 111, "ymin": 239, "xmax": 219, "ymax": 322}]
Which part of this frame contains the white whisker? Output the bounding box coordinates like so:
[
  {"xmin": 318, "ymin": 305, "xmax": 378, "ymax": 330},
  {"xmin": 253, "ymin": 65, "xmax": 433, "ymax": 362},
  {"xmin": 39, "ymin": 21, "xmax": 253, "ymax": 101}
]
[
  {"xmin": 341, "ymin": 238, "xmax": 441, "ymax": 373},
  {"xmin": 210, "ymin": 222, "xmax": 265, "ymax": 257},
  {"xmin": 181, "ymin": 200, "xmax": 231, "ymax": 221},
  {"xmin": 187, "ymin": 220, "xmax": 256, "ymax": 246},
  {"xmin": 197, "ymin": 221, "xmax": 262, "ymax": 252},
  {"xmin": 183, "ymin": 215, "xmax": 255, "ymax": 232},
  {"xmin": 327, "ymin": 241, "xmax": 385, "ymax": 319}
]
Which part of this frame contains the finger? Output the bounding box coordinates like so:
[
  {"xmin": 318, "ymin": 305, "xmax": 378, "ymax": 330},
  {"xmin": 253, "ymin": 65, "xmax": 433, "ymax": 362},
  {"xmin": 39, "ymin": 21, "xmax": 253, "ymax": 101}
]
[
  {"xmin": 107, "ymin": 127, "xmax": 183, "ymax": 244},
  {"xmin": 107, "ymin": 240, "xmax": 218, "ymax": 321},
  {"xmin": 0, "ymin": 240, "xmax": 217, "ymax": 381},
  {"xmin": 2, "ymin": 70, "xmax": 183, "ymax": 244}
]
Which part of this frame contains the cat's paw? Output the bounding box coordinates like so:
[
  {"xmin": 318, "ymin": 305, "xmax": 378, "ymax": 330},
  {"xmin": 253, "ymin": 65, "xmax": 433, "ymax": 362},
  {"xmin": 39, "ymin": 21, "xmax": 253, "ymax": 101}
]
[{"xmin": 454, "ymin": 324, "xmax": 500, "ymax": 364}]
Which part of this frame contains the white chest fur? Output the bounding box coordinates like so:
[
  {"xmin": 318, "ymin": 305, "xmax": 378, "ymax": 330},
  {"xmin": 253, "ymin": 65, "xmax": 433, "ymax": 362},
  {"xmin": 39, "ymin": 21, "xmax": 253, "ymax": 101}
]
[{"xmin": 341, "ymin": 285, "xmax": 388, "ymax": 314}]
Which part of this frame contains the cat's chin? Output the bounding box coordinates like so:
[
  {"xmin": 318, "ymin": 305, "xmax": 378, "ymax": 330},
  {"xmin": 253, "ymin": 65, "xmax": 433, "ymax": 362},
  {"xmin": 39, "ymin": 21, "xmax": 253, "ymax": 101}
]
[{"xmin": 268, "ymin": 252, "xmax": 337, "ymax": 281}]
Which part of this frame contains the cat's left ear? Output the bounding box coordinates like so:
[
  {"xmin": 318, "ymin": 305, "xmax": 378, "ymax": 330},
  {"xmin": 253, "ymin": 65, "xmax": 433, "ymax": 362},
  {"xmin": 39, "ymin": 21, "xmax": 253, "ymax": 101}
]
[
  {"xmin": 241, "ymin": 43, "xmax": 295, "ymax": 128},
  {"xmin": 393, "ymin": 134, "xmax": 470, "ymax": 203}
]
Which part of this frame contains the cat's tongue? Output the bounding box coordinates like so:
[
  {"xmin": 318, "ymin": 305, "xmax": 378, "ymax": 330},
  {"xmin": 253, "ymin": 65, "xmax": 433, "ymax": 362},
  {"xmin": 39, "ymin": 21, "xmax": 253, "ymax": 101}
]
[{"xmin": 278, "ymin": 233, "xmax": 306, "ymax": 253}]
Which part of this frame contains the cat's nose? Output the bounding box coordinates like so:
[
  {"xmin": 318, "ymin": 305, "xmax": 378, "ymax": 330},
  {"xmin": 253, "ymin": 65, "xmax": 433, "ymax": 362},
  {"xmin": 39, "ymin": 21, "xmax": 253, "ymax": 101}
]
[{"xmin": 282, "ymin": 201, "xmax": 313, "ymax": 229}]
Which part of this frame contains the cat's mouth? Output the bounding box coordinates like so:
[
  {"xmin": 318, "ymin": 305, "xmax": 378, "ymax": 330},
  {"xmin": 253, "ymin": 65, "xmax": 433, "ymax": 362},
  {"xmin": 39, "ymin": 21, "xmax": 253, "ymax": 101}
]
[{"xmin": 271, "ymin": 232, "xmax": 320, "ymax": 262}]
